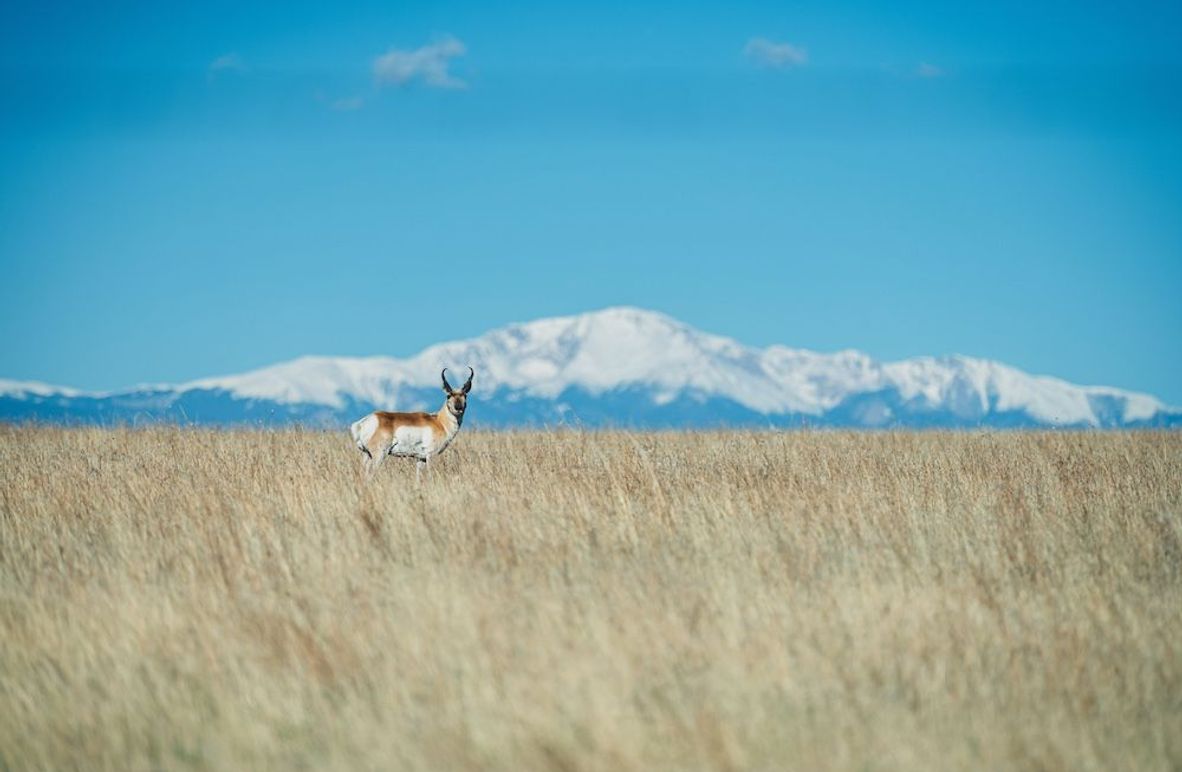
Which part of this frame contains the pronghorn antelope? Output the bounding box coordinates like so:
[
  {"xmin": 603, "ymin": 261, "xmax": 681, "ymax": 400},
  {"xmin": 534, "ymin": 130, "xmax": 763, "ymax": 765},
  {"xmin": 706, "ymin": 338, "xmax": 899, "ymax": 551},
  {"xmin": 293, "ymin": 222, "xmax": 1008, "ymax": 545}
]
[{"xmin": 350, "ymin": 367, "xmax": 473, "ymax": 479}]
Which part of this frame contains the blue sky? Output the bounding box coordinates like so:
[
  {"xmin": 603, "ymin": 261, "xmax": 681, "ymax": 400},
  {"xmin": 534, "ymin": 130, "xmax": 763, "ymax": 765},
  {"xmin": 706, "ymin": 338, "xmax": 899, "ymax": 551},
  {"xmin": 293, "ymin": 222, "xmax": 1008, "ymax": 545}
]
[{"xmin": 2, "ymin": 0, "xmax": 1180, "ymax": 402}]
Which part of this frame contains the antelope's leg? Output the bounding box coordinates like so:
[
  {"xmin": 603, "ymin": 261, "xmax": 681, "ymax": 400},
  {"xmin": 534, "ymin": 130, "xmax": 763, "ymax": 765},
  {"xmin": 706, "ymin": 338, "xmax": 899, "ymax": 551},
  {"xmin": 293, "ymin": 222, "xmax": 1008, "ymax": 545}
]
[
  {"xmin": 416, "ymin": 457, "xmax": 426, "ymax": 484},
  {"xmin": 360, "ymin": 440, "xmax": 379, "ymax": 474},
  {"xmin": 369, "ymin": 445, "xmax": 387, "ymax": 475}
]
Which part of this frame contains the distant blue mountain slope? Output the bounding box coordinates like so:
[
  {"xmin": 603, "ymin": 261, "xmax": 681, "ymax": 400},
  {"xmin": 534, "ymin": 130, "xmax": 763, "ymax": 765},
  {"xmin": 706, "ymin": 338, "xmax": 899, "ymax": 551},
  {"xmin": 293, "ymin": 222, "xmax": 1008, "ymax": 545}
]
[{"xmin": 3, "ymin": 308, "xmax": 1178, "ymax": 428}]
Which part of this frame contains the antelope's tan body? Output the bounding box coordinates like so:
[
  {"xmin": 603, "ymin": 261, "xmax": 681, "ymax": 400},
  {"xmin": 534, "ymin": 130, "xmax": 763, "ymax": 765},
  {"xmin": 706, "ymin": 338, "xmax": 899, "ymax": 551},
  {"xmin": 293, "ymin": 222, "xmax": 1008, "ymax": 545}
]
[
  {"xmin": 351, "ymin": 408, "xmax": 461, "ymax": 462},
  {"xmin": 349, "ymin": 367, "xmax": 473, "ymax": 478}
]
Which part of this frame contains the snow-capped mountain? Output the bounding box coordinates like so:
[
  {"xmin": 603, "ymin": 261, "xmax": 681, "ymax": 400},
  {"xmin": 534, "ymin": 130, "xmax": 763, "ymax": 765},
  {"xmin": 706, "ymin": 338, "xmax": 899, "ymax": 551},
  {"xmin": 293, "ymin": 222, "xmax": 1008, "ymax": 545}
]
[{"xmin": 2, "ymin": 307, "xmax": 1178, "ymax": 428}]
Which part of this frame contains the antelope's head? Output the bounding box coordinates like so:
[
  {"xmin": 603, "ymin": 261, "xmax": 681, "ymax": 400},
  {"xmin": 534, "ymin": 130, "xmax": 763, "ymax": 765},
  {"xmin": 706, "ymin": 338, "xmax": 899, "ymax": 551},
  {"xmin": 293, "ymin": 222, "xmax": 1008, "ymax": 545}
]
[{"xmin": 441, "ymin": 367, "xmax": 474, "ymax": 417}]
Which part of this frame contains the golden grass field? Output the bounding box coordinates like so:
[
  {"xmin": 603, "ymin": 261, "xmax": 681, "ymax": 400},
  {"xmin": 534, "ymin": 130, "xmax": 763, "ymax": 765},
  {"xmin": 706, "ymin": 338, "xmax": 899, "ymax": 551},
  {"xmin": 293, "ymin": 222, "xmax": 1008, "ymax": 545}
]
[{"xmin": 1, "ymin": 427, "xmax": 1180, "ymax": 771}]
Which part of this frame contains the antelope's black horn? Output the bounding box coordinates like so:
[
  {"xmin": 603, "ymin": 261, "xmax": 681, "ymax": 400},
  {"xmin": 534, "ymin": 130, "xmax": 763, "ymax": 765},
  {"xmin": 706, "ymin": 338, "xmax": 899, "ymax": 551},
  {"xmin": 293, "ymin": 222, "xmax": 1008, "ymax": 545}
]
[
  {"xmin": 462, "ymin": 366, "xmax": 474, "ymax": 393},
  {"xmin": 441, "ymin": 368, "xmax": 454, "ymax": 393}
]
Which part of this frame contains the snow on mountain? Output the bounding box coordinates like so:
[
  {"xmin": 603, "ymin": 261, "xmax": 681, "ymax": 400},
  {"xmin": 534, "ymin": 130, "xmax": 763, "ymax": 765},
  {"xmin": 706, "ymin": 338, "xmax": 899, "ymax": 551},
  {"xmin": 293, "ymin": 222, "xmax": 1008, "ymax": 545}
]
[
  {"xmin": 183, "ymin": 356, "xmax": 412, "ymax": 409},
  {"xmin": 183, "ymin": 307, "xmax": 777, "ymax": 409},
  {"xmin": 2, "ymin": 307, "xmax": 1177, "ymax": 428},
  {"xmin": 0, "ymin": 379, "xmax": 86, "ymax": 399}
]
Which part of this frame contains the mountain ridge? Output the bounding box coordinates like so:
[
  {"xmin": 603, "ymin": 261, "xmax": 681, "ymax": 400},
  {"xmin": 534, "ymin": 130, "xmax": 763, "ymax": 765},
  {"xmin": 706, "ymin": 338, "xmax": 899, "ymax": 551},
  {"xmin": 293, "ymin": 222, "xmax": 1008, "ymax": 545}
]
[{"xmin": 2, "ymin": 307, "xmax": 1178, "ymax": 428}]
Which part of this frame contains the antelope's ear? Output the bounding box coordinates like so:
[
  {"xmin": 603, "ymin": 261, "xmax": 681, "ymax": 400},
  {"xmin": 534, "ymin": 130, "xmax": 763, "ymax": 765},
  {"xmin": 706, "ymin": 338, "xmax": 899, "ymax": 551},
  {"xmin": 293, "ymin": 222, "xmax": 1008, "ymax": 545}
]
[
  {"xmin": 441, "ymin": 368, "xmax": 454, "ymax": 394},
  {"xmin": 461, "ymin": 366, "xmax": 474, "ymax": 394}
]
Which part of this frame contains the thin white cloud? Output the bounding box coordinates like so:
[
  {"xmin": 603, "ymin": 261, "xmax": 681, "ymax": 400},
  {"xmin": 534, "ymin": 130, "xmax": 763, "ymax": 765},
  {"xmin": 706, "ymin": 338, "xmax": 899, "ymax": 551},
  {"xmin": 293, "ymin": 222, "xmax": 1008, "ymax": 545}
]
[
  {"xmin": 373, "ymin": 36, "xmax": 467, "ymax": 89},
  {"xmin": 744, "ymin": 37, "xmax": 808, "ymax": 68},
  {"xmin": 331, "ymin": 96, "xmax": 365, "ymax": 111},
  {"xmin": 916, "ymin": 62, "xmax": 944, "ymax": 78},
  {"xmin": 208, "ymin": 52, "xmax": 247, "ymax": 74}
]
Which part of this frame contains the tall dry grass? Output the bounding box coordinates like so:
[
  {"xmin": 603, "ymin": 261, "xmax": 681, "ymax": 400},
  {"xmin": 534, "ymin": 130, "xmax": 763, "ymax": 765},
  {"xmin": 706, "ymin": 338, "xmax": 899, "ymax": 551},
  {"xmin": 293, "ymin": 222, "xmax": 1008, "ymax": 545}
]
[{"xmin": 0, "ymin": 427, "xmax": 1180, "ymax": 771}]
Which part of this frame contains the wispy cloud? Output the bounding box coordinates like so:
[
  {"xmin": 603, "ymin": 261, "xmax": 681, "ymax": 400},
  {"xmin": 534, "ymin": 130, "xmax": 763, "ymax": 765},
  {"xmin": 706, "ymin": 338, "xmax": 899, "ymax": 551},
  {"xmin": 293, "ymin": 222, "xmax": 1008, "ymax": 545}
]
[
  {"xmin": 208, "ymin": 52, "xmax": 247, "ymax": 76},
  {"xmin": 373, "ymin": 36, "xmax": 468, "ymax": 89},
  {"xmin": 744, "ymin": 37, "xmax": 808, "ymax": 68},
  {"xmin": 916, "ymin": 62, "xmax": 944, "ymax": 78},
  {"xmin": 331, "ymin": 96, "xmax": 365, "ymax": 111}
]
